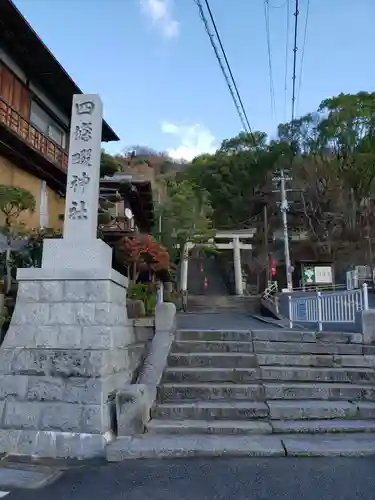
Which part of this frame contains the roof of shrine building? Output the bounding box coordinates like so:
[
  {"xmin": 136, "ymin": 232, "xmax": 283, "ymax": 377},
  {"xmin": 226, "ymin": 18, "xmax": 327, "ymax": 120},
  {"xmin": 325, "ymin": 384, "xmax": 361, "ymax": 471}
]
[{"xmin": 0, "ymin": 0, "xmax": 119, "ymax": 142}]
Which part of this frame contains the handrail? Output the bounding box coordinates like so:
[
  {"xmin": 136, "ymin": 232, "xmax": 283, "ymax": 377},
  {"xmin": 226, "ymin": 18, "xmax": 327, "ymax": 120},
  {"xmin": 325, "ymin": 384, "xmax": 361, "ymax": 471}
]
[
  {"xmin": 115, "ymin": 303, "xmax": 176, "ymax": 436},
  {"xmin": 0, "ymin": 96, "xmax": 68, "ymax": 172},
  {"xmin": 262, "ymin": 281, "xmax": 279, "ymax": 314},
  {"xmin": 288, "ymin": 284, "xmax": 369, "ymax": 331}
]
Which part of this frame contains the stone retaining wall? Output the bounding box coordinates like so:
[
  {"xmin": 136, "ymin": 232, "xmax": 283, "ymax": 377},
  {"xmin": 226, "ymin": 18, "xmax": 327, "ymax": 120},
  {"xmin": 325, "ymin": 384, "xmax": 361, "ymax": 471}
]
[{"xmin": 0, "ymin": 269, "xmax": 155, "ymax": 459}]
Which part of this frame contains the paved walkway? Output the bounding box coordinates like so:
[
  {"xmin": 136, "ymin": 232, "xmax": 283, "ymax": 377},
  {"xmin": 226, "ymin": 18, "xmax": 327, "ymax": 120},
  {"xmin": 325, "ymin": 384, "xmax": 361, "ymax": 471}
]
[
  {"xmin": 7, "ymin": 457, "xmax": 375, "ymax": 499},
  {"xmin": 178, "ymin": 312, "xmax": 271, "ymax": 331}
]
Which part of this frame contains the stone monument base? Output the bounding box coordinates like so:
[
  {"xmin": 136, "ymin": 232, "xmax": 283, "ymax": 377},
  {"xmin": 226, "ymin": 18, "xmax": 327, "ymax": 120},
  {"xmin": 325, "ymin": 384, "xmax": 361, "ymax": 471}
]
[
  {"xmin": 0, "ymin": 267, "xmax": 135, "ymax": 459},
  {"xmin": 42, "ymin": 238, "xmax": 112, "ymax": 270}
]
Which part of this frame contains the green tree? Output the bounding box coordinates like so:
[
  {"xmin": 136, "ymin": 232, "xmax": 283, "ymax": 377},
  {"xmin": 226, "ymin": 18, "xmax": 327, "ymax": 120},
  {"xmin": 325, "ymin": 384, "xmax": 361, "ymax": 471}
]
[
  {"xmin": 318, "ymin": 92, "xmax": 375, "ymax": 203},
  {"xmin": 0, "ymin": 185, "xmax": 35, "ymax": 293},
  {"xmin": 182, "ymin": 132, "xmax": 275, "ymax": 229},
  {"xmin": 155, "ymin": 178, "xmax": 214, "ymax": 264},
  {"xmin": 100, "ymin": 149, "xmax": 120, "ymax": 177}
]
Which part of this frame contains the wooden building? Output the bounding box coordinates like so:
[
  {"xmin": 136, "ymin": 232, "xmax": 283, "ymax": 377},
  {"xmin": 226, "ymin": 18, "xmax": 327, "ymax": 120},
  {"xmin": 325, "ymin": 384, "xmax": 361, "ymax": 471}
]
[{"xmin": 0, "ymin": 0, "xmax": 119, "ymax": 230}]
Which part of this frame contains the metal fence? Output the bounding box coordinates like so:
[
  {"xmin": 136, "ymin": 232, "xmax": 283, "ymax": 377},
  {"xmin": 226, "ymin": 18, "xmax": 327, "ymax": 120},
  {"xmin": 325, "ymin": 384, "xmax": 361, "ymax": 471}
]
[
  {"xmin": 288, "ymin": 284, "xmax": 369, "ymax": 331},
  {"xmin": 347, "ymin": 266, "xmax": 374, "ymax": 290}
]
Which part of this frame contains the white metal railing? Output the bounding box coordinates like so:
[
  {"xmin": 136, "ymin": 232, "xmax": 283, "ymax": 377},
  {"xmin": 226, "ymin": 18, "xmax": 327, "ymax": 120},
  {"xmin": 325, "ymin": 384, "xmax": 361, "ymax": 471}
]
[
  {"xmin": 346, "ymin": 269, "xmax": 359, "ymax": 291},
  {"xmin": 347, "ymin": 266, "xmax": 375, "ymax": 290},
  {"xmin": 156, "ymin": 281, "xmax": 164, "ymax": 304},
  {"xmin": 294, "ymin": 283, "xmax": 346, "ymax": 292},
  {"xmin": 288, "ymin": 284, "xmax": 369, "ymax": 331},
  {"xmin": 262, "ymin": 281, "xmax": 279, "ymax": 314},
  {"xmin": 263, "ymin": 281, "xmax": 278, "ymax": 299}
]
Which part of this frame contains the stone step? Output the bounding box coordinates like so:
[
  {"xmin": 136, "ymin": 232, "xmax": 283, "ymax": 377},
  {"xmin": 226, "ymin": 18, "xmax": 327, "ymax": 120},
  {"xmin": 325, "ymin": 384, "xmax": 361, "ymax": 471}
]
[
  {"xmin": 176, "ymin": 330, "xmax": 252, "ymax": 342},
  {"xmin": 252, "ymin": 330, "xmax": 363, "ymax": 344},
  {"xmin": 173, "ymin": 340, "xmax": 254, "ymax": 353},
  {"xmin": 263, "ymin": 383, "xmax": 375, "ymax": 401},
  {"xmin": 151, "ymin": 401, "xmax": 269, "ymax": 420},
  {"xmin": 268, "ymin": 400, "xmax": 375, "ymax": 420},
  {"xmin": 187, "ymin": 296, "xmax": 260, "ymax": 312},
  {"xmin": 271, "ymin": 419, "xmax": 375, "ymax": 434},
  {"xmin": 253, "ymin": 341, "xmax": 363, "ymax": 355},
  {"xmin": 158, "ymin": 383, "xmax": 264, "ymax": 402},
  {"xmin": 260, "ymin": 366, "xmax": 375, "ymax": 384},
  {"xmin": 147, "ymin": 419, "xmax": 273, "ymax": 435},
  {"xmin": 158, "ymin": 382, "xmax": 375, "ymax": 402},
  {"xmin": 163, "ymin": 367, "xmax": 260, "ymax": 383},
  {"xmin": 176, "ymin": 330, "xmax": 363, "ymax": 344},
  {"xmin": 281, "ymin": 433, "xmax": 375, "ymax": 457},
  {"xmin": 168, "ymin": 352, "xmax": 257, "ymax": 368},
  {"xmin": 107, "ymin": 434, "xmax": 284, "ymax": 461},
  {"xmin": 257, "ymin": 354, "xmax": 375, "ymax": 368}
]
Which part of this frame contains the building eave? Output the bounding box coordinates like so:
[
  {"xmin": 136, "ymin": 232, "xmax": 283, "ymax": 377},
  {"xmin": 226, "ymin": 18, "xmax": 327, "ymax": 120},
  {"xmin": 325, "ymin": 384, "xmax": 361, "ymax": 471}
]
[{"xmin": 0, "ymin": 0, "xmax": 120, "ymax": 143}]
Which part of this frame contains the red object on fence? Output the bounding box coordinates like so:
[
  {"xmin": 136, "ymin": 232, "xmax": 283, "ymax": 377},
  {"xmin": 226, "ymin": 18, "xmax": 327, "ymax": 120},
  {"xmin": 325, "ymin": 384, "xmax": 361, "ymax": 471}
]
[{"xmin": 271, "ymin": 259, "xmax": 277, "ymax": 277}]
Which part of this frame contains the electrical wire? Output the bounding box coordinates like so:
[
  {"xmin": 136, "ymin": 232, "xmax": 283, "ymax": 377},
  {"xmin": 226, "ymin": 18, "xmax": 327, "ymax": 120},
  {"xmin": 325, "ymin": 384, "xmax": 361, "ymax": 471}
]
[
  {"xmin": 263, "ymin": 0, "xmax": 277, "ymax": 119},
  {"xmin": 283, "ymin": 0, "xmax": 291, "ymax": 122},
  {"xmin": 291, "ymin": 0, "xmax": 299, "ymax": 122},
  {"xmin": 194, "ymin": 0, "xmax": 259, "ymax": 149},
  {"xmin": 296, "ymin": 0, "xmax": 310, "ymax": 113}
]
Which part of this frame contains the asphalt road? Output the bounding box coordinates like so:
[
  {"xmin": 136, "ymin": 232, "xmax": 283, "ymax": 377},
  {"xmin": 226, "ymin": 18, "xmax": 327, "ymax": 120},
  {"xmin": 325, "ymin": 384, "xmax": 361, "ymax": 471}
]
[{"xmin": 7, "ymin": 457, "xmax": 375, "ymax": 499}]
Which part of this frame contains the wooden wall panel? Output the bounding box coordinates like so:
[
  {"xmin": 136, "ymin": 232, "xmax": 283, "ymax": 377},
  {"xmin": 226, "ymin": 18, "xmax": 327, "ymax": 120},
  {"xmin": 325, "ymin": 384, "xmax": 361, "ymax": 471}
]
[{"xmin": 0, "ymin": 62, "xmax": 30, "ymax": 118}]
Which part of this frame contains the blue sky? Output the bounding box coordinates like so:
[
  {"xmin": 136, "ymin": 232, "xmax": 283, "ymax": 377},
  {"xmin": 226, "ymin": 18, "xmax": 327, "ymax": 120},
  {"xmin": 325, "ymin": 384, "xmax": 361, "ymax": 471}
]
[{"xmin": 13, "ymin": 0, "xmax": 375, "ymax": 159}]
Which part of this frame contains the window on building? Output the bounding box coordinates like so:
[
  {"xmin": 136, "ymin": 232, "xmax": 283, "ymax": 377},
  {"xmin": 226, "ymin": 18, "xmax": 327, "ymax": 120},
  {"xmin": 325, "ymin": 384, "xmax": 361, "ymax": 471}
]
[{"xmin": 30, "ymin": 100, "xmax": 67, "ymax": 149}]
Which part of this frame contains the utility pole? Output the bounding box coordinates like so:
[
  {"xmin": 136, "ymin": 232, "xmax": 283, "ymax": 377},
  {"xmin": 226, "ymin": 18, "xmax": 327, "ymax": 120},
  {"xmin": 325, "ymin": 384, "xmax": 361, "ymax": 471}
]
[
  {"xmin": 158, "ymin": 190, "xmax": 162, "ymax": 235},
  {"xmin": 263, "ymin": 203, "xmax": 269, "ymax": 283},
  {"xmin": 273, "ymin": 157, "xmax": 293, "ymax": 292},
  {"xmin": 280, "ymin": 167, "xmax": 293, "ymax": 291},
  {"xmin": 367, "ymin": 207, "xmax": 374, "ymax": 289}
]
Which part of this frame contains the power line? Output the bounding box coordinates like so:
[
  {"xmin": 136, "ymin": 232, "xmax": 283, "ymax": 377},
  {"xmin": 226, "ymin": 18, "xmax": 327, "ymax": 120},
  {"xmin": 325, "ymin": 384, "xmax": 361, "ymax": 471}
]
[
  {"xmin": 202, "ymin": 0, "xmax": 253, "ymax": 133},
  {"xmin": 263, "ymin": 0, "xmax": 277, "ymax": 119},
  {"xmin": 194, "ymin": 0, "xmax": 258, "ymax": 147},
  {"xmin": 283, "ymin": 0, "xmax": 291, "ymax": 121},
  {"xmin": 296, "ymin": 0, "xmax": 310, "ymax": 113},
  {"xmin": 291, "ymin": 0, "xmax": 300, "ymax": 122}
]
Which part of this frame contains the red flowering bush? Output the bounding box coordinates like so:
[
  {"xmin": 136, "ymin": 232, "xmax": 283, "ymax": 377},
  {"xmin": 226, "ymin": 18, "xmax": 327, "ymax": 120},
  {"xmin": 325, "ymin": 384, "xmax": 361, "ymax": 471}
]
[{"xmin": 116, "ymin": 234, "xmax": 172, "ymax": 282}]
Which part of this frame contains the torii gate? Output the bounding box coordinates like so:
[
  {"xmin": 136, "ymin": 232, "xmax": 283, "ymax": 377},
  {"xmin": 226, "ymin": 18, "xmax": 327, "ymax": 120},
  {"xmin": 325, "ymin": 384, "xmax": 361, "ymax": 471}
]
[{"xmin": 180, "ymin": 229, "xmax": 256, "ymax": 296}]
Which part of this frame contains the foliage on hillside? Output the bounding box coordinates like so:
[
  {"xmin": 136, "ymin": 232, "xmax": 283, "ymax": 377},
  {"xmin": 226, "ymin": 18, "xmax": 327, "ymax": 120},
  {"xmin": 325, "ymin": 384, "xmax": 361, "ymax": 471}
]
[{"xmin": 173, "ymin": 91, "xmax": 375, "ymax": 265}]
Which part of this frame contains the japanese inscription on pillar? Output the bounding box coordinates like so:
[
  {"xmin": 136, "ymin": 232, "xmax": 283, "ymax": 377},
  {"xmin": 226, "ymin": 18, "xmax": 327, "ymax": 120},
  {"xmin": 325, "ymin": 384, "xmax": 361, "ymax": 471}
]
[{"xmin": 64, "ymin": 95, "xmax": 103, "ymax": 239}]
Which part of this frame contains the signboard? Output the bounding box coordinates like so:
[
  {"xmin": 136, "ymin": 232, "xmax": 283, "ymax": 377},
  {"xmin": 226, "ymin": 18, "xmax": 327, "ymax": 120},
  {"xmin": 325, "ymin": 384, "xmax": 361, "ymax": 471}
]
[
  {"xmin": 302, "ymin": 264, "xmax": 333, "ymax": 285},
  {"xmin": 63, "ymin": 94, "xmax": 103, "ymax": 240},
  {"xmin": 314, "ymin": 266, "xmax": 333, "ymax": 284},
  {"xmin": 303, "ymin": 265, "xmax": 315, "ymax": 284}
]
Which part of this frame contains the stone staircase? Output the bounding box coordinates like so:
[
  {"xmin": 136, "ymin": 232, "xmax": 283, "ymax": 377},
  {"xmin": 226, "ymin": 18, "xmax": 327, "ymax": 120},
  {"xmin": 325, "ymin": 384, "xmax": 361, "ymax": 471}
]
[
  {"xmin": 187, "ymin": 295, "xmax": 261, "ymax": 314},
  {"xmin": 148, "ymin": 329, "xmax": 375, "ymax": 436}
]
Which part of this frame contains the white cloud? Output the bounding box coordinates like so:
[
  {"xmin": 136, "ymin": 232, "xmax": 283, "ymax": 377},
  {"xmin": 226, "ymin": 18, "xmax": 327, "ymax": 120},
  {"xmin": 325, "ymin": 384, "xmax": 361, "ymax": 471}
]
[
  {"xmin": 139, "ymin": 0, "xmax": 180, "ymax": 39},
  {"xmin": 161, "ymin": 122, "xmax": 217, "ymax": 161}
]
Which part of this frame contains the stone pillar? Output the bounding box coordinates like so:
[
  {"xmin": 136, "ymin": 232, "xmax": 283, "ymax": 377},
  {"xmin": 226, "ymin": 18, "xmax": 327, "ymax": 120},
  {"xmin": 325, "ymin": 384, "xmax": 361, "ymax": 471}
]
[
  {"xmin": 361, "ymin": 309, "xmax": 375, "ymax": 344},
  {"xmin": 180, "ymin": 243, "xmax": 189, "ymax": 292},
  {"xmin": 233, "ymin": 237, "xmax": 243, "ymax": 296},
  {"xmin": 0, "ymin": 95, "xmax": 134, "ymax": 459}
]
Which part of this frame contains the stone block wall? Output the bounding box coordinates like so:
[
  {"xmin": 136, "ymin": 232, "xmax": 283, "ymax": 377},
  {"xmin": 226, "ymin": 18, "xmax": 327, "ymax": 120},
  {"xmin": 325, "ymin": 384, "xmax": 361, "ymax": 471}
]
[{"xmin": 0, "ymin": 271, "xmax": 153, "ymax": 459}]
